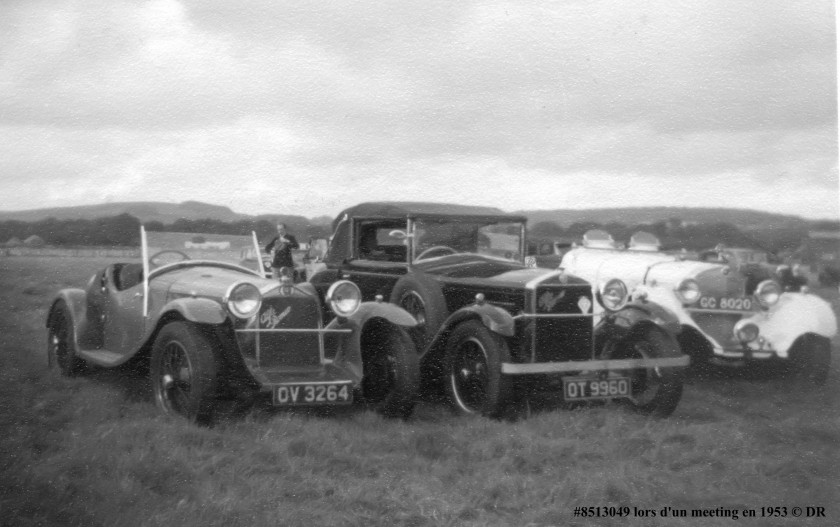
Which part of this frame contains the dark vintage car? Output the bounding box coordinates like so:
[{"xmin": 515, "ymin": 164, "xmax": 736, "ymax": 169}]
[
  {"xmin": 562, "ymin": 231, "xmax": 837, "ymax": 383},
  {"xmin": 307, "ymin": 202, "xmax": 690, "ymax": 418},
  {"xmin": 46, "ymin": 228, "xmax": 420, "ymax": 423}
]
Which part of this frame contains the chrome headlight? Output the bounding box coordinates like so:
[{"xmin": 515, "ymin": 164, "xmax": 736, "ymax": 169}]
[
  {"xmin": 326, "ymin": 280, "xmax": 361, "ymax": 318},
  {"xmin": 598, "ymin": 279, "xmax": 628, "ymax": 311},
  {"xmin": 675, "ymin": 278, "xmax": 701, "ymax": 305},
  {"xmin": 754, "ymin": 279, "xmax": 781, "ymax": 309},
  {"xmin": 226, "ymin": 282, "xmax": 262, "ymax": 319}
]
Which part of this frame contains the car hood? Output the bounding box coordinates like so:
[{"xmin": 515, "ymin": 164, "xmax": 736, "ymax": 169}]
[
  {"xmin": 150, "ymin": 264, "xmax": 276, "ymax": 300},
  {"xmin": 562, "ymin": 248, "xmax": 729, "ymax": 289},
  {"xmin": 414, "ymin": 253, "xmax": 589, "ymax": 288}
]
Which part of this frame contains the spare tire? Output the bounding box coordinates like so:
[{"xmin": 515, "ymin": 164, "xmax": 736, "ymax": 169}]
[{"xmin": 389, "ymin": 274, "xmax": 449, "ymax": 353}]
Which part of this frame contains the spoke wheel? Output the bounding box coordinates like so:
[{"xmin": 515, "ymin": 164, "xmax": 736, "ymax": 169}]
[
  {"xmin": 47, "ymin": 301, "xmax": 84, "ymax": 376},
  {"xmin": 444, "ymin": 320, "xmax": 513, "ymax": 418},
  {"xmin": 151, "ymin": 322, "xmax": 219, "ymax": 424}
]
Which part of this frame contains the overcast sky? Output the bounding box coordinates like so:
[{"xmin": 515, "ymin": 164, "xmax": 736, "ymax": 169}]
[{"xmin": 1, "ymin": 1, "xmax": 837, "ymax": 220}]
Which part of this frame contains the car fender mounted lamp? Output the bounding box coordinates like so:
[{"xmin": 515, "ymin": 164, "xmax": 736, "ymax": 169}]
[
  {"xmin": 474, "ymin": 293, "xmax": 486, "ymax": 306},
  {"xmin": 754, "ymin": 280, "xmax": 781, "ymax": 309},
  {"xmin": 597, "ymin": 279, "xmax": 628, "ymax": 312},
  {"xmin": 326, "ymin": 280, "xmax": 362, "ymax": 319},
  {"xmin": 734, "ymin": 319, "xmax": 759, "ymax": 344}
]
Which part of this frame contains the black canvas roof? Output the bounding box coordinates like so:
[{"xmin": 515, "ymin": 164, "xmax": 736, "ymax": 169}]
[{"xmin": 332, "ymin": 202, "xmax": 527, "ymax": 230}]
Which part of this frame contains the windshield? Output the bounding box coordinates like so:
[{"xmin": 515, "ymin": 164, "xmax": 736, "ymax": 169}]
[
  {"xmin": 142, "ymin": 229, "xmax": 263, "ymax": 274},
  {"xmin": 412, "ymin": 219, "xmax": 524, "ymax": 262}
]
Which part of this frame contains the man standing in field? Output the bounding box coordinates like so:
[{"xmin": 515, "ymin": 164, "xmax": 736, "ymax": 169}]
[{"xmin": 265, "ymin": 223, "xmax": 299, "ymax": 279}]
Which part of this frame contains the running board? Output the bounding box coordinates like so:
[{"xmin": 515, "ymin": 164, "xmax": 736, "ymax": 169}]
[{"xmin": 501, "ymin": 356, "xmax": 690, "ymax": 374}]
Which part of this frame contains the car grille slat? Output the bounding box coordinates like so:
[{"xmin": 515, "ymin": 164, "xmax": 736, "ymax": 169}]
[
  {"xmin": 255, "ymin": 298, "xmax": 322, "ymax": 368},
  {"xmin": 532, "ymin": 285, "xmax": 593, "ymax": 362}
]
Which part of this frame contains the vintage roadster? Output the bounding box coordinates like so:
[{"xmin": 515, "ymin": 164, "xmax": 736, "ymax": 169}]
[
  {"xmin": 46, "ymin": 228, "xmax": 420, "ymax": 423},
  {"xmin": 307, "ymin": 202, "xmax": 690, "ymax": 418},
  {"xmin": 561, "ymin": 230, "xmax": 837, "ymax": 383}
]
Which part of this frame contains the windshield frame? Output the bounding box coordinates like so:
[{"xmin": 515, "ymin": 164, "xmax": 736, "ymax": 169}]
[{"xmin": 407, "ymin": 216, "xmax": 527, "ymax": 264}]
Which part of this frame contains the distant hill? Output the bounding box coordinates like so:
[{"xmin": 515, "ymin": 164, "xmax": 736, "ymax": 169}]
[
  {"xmin": 0, "ymin": 201, "xmax": 247, "ymax": 224},
  {"xmin": 0, "ymin": 201, "xmax": 814, "ymax": 232},
  {"xmin": 515, "ymin": 207, "xmax": 809, "ymax": 231}
]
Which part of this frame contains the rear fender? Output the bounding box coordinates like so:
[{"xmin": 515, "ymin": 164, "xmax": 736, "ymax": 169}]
[
  {"xmin": 159, "ymin": 297, "xmax": 227, "ymax": 325},
  {"xmin": 47, "ymin": 289, "xmax": 102, "ymax": 351}
]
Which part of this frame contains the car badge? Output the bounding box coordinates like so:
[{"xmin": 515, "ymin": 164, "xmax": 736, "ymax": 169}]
[
  {"xmin": 578, "ymin": 297, "xmax": 592, "ymax": 314},
  {"xmin": 260, "ymin": 305, "xmax": 291, "ymax": 329},
  {"xmin": 538, "ymin": 290, "xmax": 565, "ymax": 312}
]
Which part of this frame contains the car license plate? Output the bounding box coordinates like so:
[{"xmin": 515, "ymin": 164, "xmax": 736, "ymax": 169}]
[
  {"xmin": 563, "ymin": 376, "xmax": 631, "ymax": 401},
  {"xmin": 698, "ymin": 296, "xmax": 753, "ymax": 311},
  {"xmin": 273, "ymin": 383, "xmax": 353, "ymax": 406}
]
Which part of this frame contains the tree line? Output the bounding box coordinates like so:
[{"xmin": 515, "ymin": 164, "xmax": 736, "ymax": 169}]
[
  {"xmin": 0, "ymin": 214, "xmax": 332, "ymax": 247},
  {"xmin": 2, "ymin": 213, "xmax": 833, "ymax": 254}
]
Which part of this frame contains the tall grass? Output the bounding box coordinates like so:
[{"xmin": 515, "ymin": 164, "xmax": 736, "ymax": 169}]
[{"xmin": 0, "ymin": 256, "xmax": 837, "ymax": 526}]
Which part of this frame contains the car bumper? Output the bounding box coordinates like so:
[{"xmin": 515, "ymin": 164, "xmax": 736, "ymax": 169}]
[{"xmin": 501, "ymin": 356, "xmax": 689, "ymax": 374}]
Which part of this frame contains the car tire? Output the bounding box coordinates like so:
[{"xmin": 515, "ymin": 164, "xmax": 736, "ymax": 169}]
[
  {"xmin": 360, "ymin": 321, "xmax": 420, "ymax": 419},
  {"xmin": 389, "ymin": 274, "xmax": 448, "ymax": 352},
  {"xmin": 47, "ymin": 300, "xmax": 86, "ymax": 376},
  {"xmin": 150, "ymin": 321, "xmax": 220, "ymax": 424},
  {"xmin": 784, "ymin": 334, "xmax": 831, "ymax": 386},
  {"xmin": 613, "ymin": 326, "xmax": 684, "ymax": 417},
  {"xmin": 444, "ymin": 319, "xmax": 514, "ymax": 418}
]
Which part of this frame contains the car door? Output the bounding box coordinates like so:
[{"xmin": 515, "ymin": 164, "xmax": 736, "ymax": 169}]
[{"xmin": 102, "ymin": 264, "xmax": 147, "ymax": 354}]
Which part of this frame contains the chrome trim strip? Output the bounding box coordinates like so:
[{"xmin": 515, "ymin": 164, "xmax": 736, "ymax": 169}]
[
  {"xmin": 687, "ymin": 308, "xmax": 756, "ymax": 315},
  {"xmin": 141, "ymin": 225, "xmax": 149, "ymax": 317},
  {"xmin": 344, "ymin": 269, "xmax": 407, "ymax": 278},
  {"xmin": 237, "ymin": 328, "xmax": 353, "ymax": 334},
  {"xmin": 501, "ymin": 356, "xmax": 690, "ymax": 374},
  {"xmin": 514, "ymin": 313, "xmax": 595, "ymax": 319},
  {"xmin": 269, "ymin": 380, "xmax": 353, "ymax": 386}
]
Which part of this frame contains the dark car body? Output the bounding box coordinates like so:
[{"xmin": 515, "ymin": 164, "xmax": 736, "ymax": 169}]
[
  {"xmin": 308, "ymin": 202, "xmax": 689, "ymax": 417},
  {"xmin": 46, "ymin": 228, "xmax": 420, "ymax": 422}
]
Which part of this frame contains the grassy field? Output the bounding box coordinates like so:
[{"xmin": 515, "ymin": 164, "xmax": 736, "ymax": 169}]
[{"xmin": 0, "ymin": 256, "xmax": 838, "ymax": 526}]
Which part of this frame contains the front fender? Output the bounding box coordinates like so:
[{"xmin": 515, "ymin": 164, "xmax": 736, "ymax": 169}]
[
  {"xmin": 744, "ymin": 292, "xmax": 838, "ymax": 357},
  {"xmin": 159, "ymin": 297, "xmax": 227, "ymax": 325},
  {"xmin": 444, "ymin": 303, "xmax": 515, "ymax": 337},
  {"xmin": 614, "ymin": 301, "xmax": 681, "ymax": 335},
  {"xmin": 348, "ymin": 301, "xmax": 418, "ymax": 328}
]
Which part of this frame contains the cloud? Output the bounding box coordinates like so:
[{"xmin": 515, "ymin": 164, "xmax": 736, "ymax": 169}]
[{"xmin": 0, "ymin": 0, "xmax": 836, "ymax": 219}]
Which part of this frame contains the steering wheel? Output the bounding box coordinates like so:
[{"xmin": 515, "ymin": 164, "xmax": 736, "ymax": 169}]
[
  {"xmin": 415, "ymin": 245, "xmax": 458, "ymax": 261},
  {"xmin": 149, "ymin": 250, "xmax": 191, "ymax": 266}
]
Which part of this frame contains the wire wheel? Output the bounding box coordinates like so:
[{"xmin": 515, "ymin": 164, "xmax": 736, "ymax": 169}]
[
  {"xmin": 449, "ymin": 336, "xmax": 490, "ymax": 413},
  {"xmin": 156, "ymin": 340, "xmax": 195, "ymax": 417},
  {"xmin": 47, "ymin": 301, "xmax": 84, "ymax": 376},
  {"xmin": 626, "ymin": 340, "xmax": 662, "ymax": 407},
  {"xmin": 151, "ymin": 322, "xmax": 219, "ymax": 424}
]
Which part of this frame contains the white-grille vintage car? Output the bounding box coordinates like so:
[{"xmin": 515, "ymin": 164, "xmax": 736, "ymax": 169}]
[
  {"xmin": 560, "ymin": 230, "xmax": 837, "ymax": 383},
  {"xmin": 46, "ymin": 228, "xmax": 420, "ymax": 423}
]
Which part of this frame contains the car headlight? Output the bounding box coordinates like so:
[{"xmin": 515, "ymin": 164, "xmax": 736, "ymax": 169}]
[
  {"xmin": 598, "ymin": 279, "xmax": 628, "ymax": 311},
  {"xmin": 675, "ymin": 278, "xmax": 701, "ymax": 305},
  {"xmin": 754, "ymin": 279, "xmax": 781, "ymax": 309},
  {"xmin": 226, "ymin": 282, "xmax": 262, "ymax": 319},
  {"xmin": 734, "ymin": 320, "xmax": 759, "ymax": 343},
  {"xmin": 326, "ymin": 280, "xmax": 361, "ymax": 318}
]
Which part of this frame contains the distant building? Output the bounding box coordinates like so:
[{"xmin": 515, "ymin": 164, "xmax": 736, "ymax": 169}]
[{"xmin": 5, "ymin": 237, "xmax": 22, "ymax": 247}]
